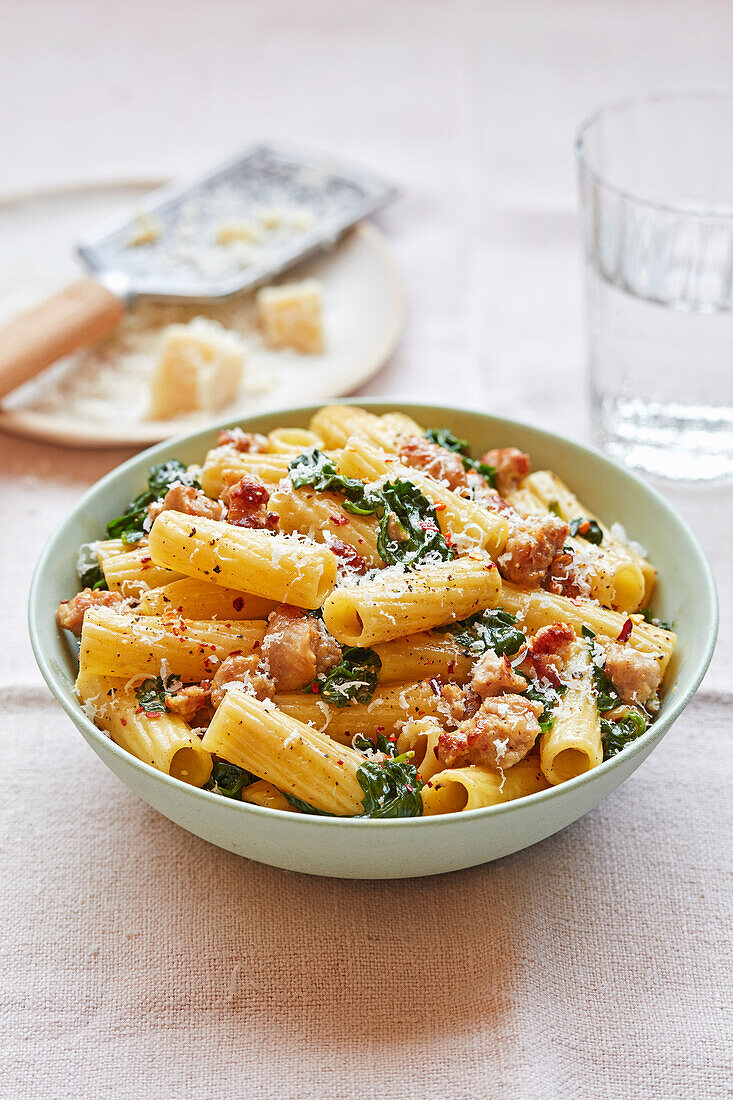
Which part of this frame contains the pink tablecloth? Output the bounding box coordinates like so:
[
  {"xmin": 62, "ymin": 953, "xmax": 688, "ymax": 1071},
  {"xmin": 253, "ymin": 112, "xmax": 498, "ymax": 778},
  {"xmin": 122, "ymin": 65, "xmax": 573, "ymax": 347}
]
[{"xmin": 1, "ymin": 1, "xmax": 732, "ymax": 1097}]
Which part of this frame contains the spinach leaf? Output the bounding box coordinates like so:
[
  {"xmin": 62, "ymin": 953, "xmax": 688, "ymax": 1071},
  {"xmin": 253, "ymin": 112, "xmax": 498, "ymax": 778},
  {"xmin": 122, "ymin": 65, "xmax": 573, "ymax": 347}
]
[
  {"xmin": 204, "ymin": 760, "xmax": 253, "ymax": 799},
  {"xmin": 306, "ymin": 647, "xmax": 382, "ymax": 707},
  {"xmin": 134, "ymin": 677, "xmax": 169, "ymax": 715},
  {"xmin": 283, "ymin": 744, "xmax": 424, "ymax": 818},
  {"xmin": 524, "ymin": 681, "xmax": 567, "ymax": 736},
  {"xmin": 288, "ymin": 450, "xmax": 377, "ymax": 516},
  {"xmin": 641, "ymin": 607, "xmax": 674, "ymax": 631},
  {"xmin": 424, "ymin": 428, "xmax": 469, "ymax": 454},
  {"xmin": 569, "ymin": 517, "xmax": 604, "ymax": 545},
  {"xmin": 448, "ymin": 608, "xmax": 526, "ymax": 658},
  {"xmin": 356, "ymin": 754, "xmax": 424, "ymax": 818},
  {"xmin": 282, "ymin": 793, "xmax": 336, "ymax": 815},
  {"xmin": 106, "ymin": 460, "xmax": 199, "ymax": 543},
  {"xmin": 288, "ymin": 454, "xmax": 454, "ymax": 567},
  {"xmin": 601, "ymin": 711, "xmax": 647, "ymax": 760},
  {"xmin": 353, "ymin": 732, "xmax": 397, "ymax": 757},
  {"xmin": 375, "ymin": 479, "xmax": 455, "ymax": 567},
  {"xmin": 76, "ymin": 544, "xmax": 108, "ymax": 591},
  {"xmin": 424, "ymin": 428, "xmax": 496, "ymax": 487},
  {"xmin": 582, "ymin": 625, "xmax": 621, "ymax": 711}
]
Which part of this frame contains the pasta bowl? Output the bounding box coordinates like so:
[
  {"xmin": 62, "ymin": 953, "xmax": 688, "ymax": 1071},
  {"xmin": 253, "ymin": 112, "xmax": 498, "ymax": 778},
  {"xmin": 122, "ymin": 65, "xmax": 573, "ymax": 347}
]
[{"xmin": 29, "ymin": 401, "xmax": 718, "ymax": 878}]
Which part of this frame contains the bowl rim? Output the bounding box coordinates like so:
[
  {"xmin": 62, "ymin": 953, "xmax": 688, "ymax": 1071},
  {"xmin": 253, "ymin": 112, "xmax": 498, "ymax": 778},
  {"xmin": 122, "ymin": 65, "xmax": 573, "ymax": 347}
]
[{"xmin": 29, "ymin": 398, "xmax": 719, "ymax": 829}]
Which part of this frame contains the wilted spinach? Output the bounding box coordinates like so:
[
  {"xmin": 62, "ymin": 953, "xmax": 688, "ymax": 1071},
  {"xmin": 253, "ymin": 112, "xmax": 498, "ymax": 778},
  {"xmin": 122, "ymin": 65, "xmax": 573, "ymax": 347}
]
[
  {"xmin": 306, "ymin": 647, "xmax": 382, "ymax": 707},
  {"xmin": 106, "ymin": 460, "xmax": 199, "ymax": 543}
]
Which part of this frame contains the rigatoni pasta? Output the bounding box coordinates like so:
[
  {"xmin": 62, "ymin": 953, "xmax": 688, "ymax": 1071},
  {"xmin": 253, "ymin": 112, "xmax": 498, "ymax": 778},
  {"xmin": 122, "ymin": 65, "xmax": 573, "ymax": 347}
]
[
  {"xmin": 79, "ymin": 606, "xmax": 265, "ymax": 680},
  {"xmin": 322, "ymin": 554, "xmax": 502, "ymax": 646},
  {"xmin": 56, "ymin": 404, "xmax": 676, "ymax": 821},
  {"xmin": 139, "ymin": 577, "xmax": 276, "ymax": 620},
  {"xmin": 148, "ymin": 511, "xmax": 338, "ymax": 609},
  {"xmin": 76, "ymin": 671, "xmax": 213, "ymax": 786},
  {"xmin": 336, "ymin": 437, "xmax": 509, "ymax": 556}
]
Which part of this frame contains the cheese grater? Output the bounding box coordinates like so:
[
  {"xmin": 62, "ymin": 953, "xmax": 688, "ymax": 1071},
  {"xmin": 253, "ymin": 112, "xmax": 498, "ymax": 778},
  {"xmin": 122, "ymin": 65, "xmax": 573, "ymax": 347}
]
[{"xmin": 0, "ymin": 143, "xmax": 398, "ymax": 399}]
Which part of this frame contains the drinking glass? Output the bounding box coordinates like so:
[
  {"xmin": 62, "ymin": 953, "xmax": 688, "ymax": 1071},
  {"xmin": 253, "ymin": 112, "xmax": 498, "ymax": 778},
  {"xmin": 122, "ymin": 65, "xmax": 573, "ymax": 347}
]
[{"xmin": 576, "ymin": 92, "xmax": 733, "ymax": 480}]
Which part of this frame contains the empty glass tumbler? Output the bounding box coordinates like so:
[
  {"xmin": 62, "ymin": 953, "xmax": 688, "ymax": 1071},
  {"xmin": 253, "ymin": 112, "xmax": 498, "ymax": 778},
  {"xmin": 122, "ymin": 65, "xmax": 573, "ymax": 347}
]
[{"xmin": 576, "ymin": 92, "xmax": 733, "ymax": 480}]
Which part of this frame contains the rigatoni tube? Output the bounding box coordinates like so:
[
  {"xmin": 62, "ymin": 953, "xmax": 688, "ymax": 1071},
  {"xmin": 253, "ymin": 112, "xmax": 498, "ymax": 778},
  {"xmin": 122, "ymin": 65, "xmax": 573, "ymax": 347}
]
[
  {"xmin": 79, "ymin": 606, "xmax": 265, "ymax": 681},
  {"xmin": 139, "ymin": 577, "xmax": 276, "ymax": 621},
  {"xmin": 499, "ymin": 582, "xmax": 676, "ymax": 674},
  {"xmin": 422, "ymin": 759, "xmax": 549, "ymax": 815},
  {"xmin": 336, "ymin": 437, "xmax": 508, "ymax": 556},
  {"xmin": 76, "ymin": 671, "xmax": 212, "ymax": 786},
  {"xmin": 322, "ymin": 555, "xmax": 502, "ymax": 647},
  {"xmin": 98, "ymin": 541, "xmax": 183, "ymax": 597},
  {"xmin": 202, "ymin": 690, "xmax": 365, "ymax": 815},
  {"xmin": 275, "ymin": 681, "xmax": 440, "ymax": 747},
  {"xmin": 148, "ymin": 511, "xmax": 338, "ymax": 609},
  {"xmin": 540, "ymin": 641, "xmax": 603, "ymax": 785}
]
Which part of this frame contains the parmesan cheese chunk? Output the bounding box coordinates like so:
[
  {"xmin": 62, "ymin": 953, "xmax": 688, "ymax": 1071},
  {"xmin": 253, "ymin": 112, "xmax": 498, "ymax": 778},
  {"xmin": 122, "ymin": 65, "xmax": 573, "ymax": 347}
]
[
  {"xmin": 127, "ymin": 212, "xmax": 162, "ymax": 246},
  {"xmin": 257, "ymin": 279, "xmax": 324, "ymax": 355},
  {"xmin": 215, "ymin": 220, "xmax": 261, "ymax": 245},
  {"xmin": 148, "ymin": 318, "xmax": 245, "ymax": 420}
]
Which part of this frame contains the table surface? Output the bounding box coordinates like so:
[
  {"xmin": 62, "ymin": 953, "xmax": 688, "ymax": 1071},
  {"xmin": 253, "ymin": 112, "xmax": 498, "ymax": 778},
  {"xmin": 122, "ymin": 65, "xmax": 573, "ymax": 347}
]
[{"xmin": 2, "ymin": 2, "xmax": 731, "ymax": 1097}]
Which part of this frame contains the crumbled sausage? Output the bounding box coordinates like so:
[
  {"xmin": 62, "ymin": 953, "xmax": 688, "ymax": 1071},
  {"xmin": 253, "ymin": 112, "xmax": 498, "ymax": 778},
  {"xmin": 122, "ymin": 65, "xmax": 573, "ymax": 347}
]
[
  {"xmin": 210, "ymin": 654, "xmax": 275, "ymax": 708},
  {"xmin": 56, "ymin": 588, "xmax": 125, "ymax": 636},
  {"xmin": 437, "ymin": 694, "xmax": 543, "ymax": 770},
  {"xmin": 324, "ymin": 536, "xmax": 369, "ymax": 577},
  {"xmin": 150, "ymin": 485, "xmax": 226, "ymax": 524},
  {"xmin": 480, "ymin": 447, "xmax": 530, "ymax": 496},
  {"xmin": 603, "ymin": 643, "xmax": 661, "ymax": 707},
  {"xmin": 498, "ymin": 514, "xmax": 569, "ymax": 586},
  {"xmin": 399, "ymin": 437, "xmax": 468, "ymax": 490},
  {"xmin": 217, "ymin": 428, "xmax": 268, "ymax": 453},
  {"xmin": 471, "ymin": 651, "xmax": 528, "ymax": 699},
  {"xmin": 518, "ymin": 621, "xmax": 576, "ymax": 686},
  {"xmin": 225, "ymin": 475, "xmax": 278, "ymax": 530},
  {"xmin": 438, "ymin": 682, "xmax": 481, "ymax": 726},
  {"xmin": 544, "ymin": 550, "xmax": 584, "ymax": 598},
  {"xmin": 165, "ymin": 683, "xmax": 211, "ymax": 722},
  {"xmin": 530, "ymin": 622, "xmax": 576, "ymax": 658},
  {"xmin": 261, "ymin": 605, "xmax": 341, "ymax": 692}
]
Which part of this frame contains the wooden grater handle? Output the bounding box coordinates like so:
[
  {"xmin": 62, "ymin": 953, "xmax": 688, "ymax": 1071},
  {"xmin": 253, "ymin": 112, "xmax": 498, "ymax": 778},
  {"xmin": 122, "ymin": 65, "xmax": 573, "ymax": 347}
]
[{"xmin": 0, "ymin": 278, "xmax": 126, "ymax": 400}]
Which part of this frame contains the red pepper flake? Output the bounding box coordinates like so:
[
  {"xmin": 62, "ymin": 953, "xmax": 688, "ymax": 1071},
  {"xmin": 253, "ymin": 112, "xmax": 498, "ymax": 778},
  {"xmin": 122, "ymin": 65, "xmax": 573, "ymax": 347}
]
[
  {"xmin": 426, "ymin": 779, "xmax": 433, "ymax": 788},
  {"xmin": 419, "ymin": 521, "xmax": 439, "ymax": 532},
  {"xmin": 330, "ymin": 514, "xmax": 348, "ymax": 527},
  {"xmin": 232, "ymin": 597, "xmax": 245, "ymax": 612},
  {"xmin": 252, "ymin": 641, "xmax": 260, "ymax": 650},
  {"xmin": 375, "ymin": 725, "xmax": 385, "ymax": 733},
  {"xmin": 434, "ymin": 502, "xmax": 447, "ymax": 512},
  {"xmin": 120, "ymin": 718, "xmax": 127, "ymax": 726},
  {"xmin": 578, "ymin": 520, "xmax": 591, "ymax": 535},
  {"xmin": 617, "ymin": 618, "xmax": 633, "ymax": 644},
  {"xmin": 337, "ymin": 759, "xmax": 344, "ymax": 766},
  {"xmin": 447, "ymin": 661, "xmax": 455, "ymax": 673},
  {"xmin": 229, "ymin": 649, "xmax": 243, "ymax": 657},
  {"xmin": 428, "ymin": 676, "xmax": 442, "ymax": 696},
  {"xmin": 389, "ymin": 733, "xmax": 397, "ymax": 742},
  {"xmin": 311, "ymin": 683, "xmax": 320, "ymax": 693}
]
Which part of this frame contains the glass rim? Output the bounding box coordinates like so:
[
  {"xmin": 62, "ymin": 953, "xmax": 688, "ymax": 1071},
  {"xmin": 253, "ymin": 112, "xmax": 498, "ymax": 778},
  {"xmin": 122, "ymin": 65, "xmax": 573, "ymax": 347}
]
[{"xmin": 574, "ymin": 88, "xmax": 733, "ymax": 219}]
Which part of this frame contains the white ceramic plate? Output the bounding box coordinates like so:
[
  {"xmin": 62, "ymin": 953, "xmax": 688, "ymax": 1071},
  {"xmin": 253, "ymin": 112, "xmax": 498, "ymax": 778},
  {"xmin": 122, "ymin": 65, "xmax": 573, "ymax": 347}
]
[{"xmin": 0, "ymin": 182, "xmax": 402, "ymax": 448}]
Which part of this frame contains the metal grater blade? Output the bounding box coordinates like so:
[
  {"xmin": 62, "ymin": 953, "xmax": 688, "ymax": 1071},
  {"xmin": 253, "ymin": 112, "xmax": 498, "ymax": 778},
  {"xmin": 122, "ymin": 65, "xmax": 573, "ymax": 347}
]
[{"xmin": 77, "ymin": 143, "xmax": 398, "ymax": 302}]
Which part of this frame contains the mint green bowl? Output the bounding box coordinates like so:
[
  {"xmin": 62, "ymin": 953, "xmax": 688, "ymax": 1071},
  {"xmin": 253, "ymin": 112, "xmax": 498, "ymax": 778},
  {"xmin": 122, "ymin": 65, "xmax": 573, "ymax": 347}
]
[{"xmin": 29, "ymin": 401, "xmax": 718, "ymax": 879}]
